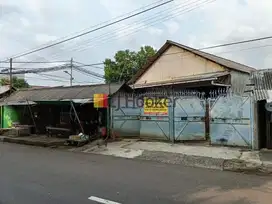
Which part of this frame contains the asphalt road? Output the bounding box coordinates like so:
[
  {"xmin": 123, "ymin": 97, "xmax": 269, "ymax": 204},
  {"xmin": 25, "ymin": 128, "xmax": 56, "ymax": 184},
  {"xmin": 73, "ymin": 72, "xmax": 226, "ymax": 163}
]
[{"xmin": 0, "ymin": 143, "xmax": 272, "ymax": 204}]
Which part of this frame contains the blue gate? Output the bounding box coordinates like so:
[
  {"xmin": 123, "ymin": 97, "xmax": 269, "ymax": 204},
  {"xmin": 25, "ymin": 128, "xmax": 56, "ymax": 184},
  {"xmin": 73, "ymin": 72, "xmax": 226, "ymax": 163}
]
[
  {"xmin": 174, "ymin": 96, "xmax": 206, "ymax": 141},
  {"xmin": 139, "ymin": 103, "xmax": 171, "ymax": 140},
  {"xmin": 111, "ymin": 94, "xmax": 140, "ymax": 137},
  {"xmin": 209, "ymin": 95, "xmax": 253, "ymax": 148}
]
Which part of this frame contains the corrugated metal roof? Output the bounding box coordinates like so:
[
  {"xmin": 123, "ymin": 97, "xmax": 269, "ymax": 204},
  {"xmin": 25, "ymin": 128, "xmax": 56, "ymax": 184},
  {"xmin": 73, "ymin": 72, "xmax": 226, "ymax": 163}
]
[
  {"xmin": 251, "ymin": 69, "xmax": 272, "ymax": 90},
  {"xmin": 3, "ymin": 83, "xmax": 127, "ymax": 103},
  {"xmin": 129, "ymin": 40, "xmax": 256, "ymax": 84},
  {"xmin": 0, "ymin": 85, "xmax": 11, "ymax": 95},
  {"xmin": 253, "ymin": 89, "xmax": 269, "ymax": 101},
  {"xmin": 132, "ymin": 71, "xmax": 230, "ymax": 89},
  {"xmin": 250, "ymin": 69, "xmax": 272, "ymax": 101},
  {"xmin": 0, "ymin": 101, "xmax": 37, "ymax": 106}
]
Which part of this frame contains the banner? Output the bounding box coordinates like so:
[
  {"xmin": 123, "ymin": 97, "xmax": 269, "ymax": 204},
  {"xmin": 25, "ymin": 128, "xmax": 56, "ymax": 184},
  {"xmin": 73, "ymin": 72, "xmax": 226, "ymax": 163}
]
[
  {"xmin": 143, "ymin": 97, "xmax": 168, "ymax": 115},
  {"xmin": 94, "ymin": 94, "xmax": 108, "ymax": 108}
]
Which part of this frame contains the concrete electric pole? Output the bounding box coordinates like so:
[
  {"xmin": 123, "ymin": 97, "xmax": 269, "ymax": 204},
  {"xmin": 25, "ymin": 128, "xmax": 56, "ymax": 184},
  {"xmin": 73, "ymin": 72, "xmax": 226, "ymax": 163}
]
[
  {"xmin": 70, "ymin": 57, "xmax": 73, "ymax": 86},
  {"xmin": 9, "ymin": 58, "xmax": 12, "ymax": 92},
  {"xmin": 63, "ymin": 58, "xmax": 74, "ymax": 86}
]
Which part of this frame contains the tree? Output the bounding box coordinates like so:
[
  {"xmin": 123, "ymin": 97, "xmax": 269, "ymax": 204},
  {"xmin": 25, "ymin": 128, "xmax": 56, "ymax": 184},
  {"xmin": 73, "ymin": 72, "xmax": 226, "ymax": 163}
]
[
  {"xmin": 104, "ymin": 45, "xmax": 156, "ymax": 83},
  {"xmin": 0, "ymin": 77, "xmax": 30, "ymax": 89}
]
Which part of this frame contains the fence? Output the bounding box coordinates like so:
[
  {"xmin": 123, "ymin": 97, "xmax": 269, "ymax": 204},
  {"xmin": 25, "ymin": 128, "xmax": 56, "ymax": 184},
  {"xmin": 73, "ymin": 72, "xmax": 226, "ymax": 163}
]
[{"xmin": 111, "ymin": 90, "xmax": 254, "ymax": 148}]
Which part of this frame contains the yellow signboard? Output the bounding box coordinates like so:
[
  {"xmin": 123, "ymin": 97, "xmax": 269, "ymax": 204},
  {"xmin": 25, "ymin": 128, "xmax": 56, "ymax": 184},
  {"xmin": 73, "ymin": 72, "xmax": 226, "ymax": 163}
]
[{"xmin": 143, "ymin": 97, "xmax": 168, "ymax": 115}]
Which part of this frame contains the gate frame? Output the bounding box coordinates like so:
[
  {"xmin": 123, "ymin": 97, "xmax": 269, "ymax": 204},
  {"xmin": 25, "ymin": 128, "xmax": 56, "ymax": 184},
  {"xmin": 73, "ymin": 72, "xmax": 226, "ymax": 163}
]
[
  {"xmin": 209, "ymin": 94, "xmax": 254, "ymax": 148},
  {"xmin": 173, "ymin": 95, "xmax": 207, "ymax": 142}
]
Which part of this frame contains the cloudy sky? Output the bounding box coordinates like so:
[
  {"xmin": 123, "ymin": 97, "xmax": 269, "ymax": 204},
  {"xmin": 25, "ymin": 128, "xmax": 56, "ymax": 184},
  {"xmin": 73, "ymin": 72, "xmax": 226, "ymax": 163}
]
[{"xmin": 0, "ymin": 0, "xmax": 272, "ymax": 86}]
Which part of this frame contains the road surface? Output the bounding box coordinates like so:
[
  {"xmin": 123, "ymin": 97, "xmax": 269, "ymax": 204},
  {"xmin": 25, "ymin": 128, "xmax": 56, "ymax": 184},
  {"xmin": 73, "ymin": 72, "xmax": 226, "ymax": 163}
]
[{"xmin": 0, "ymin": 143, "xmax": 272, "ymax": 204}]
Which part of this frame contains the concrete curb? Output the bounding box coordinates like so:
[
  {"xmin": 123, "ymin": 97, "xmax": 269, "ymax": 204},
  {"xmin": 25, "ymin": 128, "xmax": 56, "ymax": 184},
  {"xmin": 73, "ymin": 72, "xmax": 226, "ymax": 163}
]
[
  {"xmin": 137, "ymin": 150, "xmax": 225, "ymax": 170},
  {"xmin": 2, "ymin": 137, "xmax": 65, "ymax": 147},
  {"xmin": 136, "ymin": 150, "xmax": 272, "ymax": 175}
]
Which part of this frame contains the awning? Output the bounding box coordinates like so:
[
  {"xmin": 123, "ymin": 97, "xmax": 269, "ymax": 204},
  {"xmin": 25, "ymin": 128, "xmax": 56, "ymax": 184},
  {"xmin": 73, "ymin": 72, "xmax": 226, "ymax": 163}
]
[
  {"xmin": 61, "ymin": 99, "xmax": 93, "ymax": 104},
  {"xmin": 0, "ymin": 99, "xmax": 93, "ymax": 106},
  {"xmin": 2, "ymin": 83, "xmax": 127, "ymax": 103},
  {"xmin": 0, "ymin": 100, "xmax": 37, "ymax": 106}
]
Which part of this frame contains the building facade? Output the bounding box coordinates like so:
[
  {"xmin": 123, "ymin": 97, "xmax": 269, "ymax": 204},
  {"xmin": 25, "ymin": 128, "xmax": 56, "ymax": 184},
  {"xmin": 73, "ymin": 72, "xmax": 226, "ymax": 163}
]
[{"xmin": 111, "ymin": 40, "xmax": 259, "ymax": 149}]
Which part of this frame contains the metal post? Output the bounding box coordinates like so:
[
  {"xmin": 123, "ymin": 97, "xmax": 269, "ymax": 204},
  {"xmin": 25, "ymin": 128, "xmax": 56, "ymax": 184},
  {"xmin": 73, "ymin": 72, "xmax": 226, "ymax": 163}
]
[
  {"xmin": 26, "ymin": 100, "xmax": 37, "ymax": 133},
  {"xmin": 70, "ymin": 58, "xmax": 73, "ymax": 86},
  {"xmin": 107, "ymin": 83, "xmax": 111, "ymax": 138},
  {"xmin": 70, "ymin": 101, "xmax": 84, "ymax": 133},
  {"xmin": 171, "ymin": 85, "xmax": 175, "ymax": 144},
  {"xmin": 9, "ymin": 58, "xmax": 12, "ymax": 93}
]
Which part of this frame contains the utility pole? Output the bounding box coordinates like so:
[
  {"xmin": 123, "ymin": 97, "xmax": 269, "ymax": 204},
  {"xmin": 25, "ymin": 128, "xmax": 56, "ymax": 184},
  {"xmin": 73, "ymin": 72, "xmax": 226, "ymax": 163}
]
[
  {"xmin": 9, "ymin": 58, "xmax": 12, "ymax": 93},
  {"xmin": 63, "ymin": 58, "xmax": 74, "ymax": 86},
  {"xmin": 70, "ymin": 57, "xmax": 73, "ymax": 86}
]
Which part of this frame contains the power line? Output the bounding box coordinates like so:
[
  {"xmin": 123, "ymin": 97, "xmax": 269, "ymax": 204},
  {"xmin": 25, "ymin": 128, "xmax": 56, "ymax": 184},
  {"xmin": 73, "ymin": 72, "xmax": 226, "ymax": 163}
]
[
  {"xmin": 0, "ymin": 60, "xmax": 106, "ymax": 81},
  {"xmin": 0, "ymin": 60, "xmax": 69, "ymax": 64},
  {"xmin": 50, "ymin": 36, "xmax": 272, "ymax": 69},
  {"xmin": 199, "ymin": 36, "xmax": 272, "ymax": 51},
  {"xmin": 73, "ymin": 0, "xmax": 205, "ymax": 48},
  {"xmin": 8, "ymin": 0, "xmax": 174, "ymax": 59},
  {"xmin": 218, "ymin": 44, "xmax": 272, "ymax": 55},
  {"xmin": 31, "ymin": 73, "xmax": 99, "ymax": 84},
  {"xmin": 73, "ymin": 66, "xmax": 104, "ymax": 79},
  {"xmin": 73, "ymin": 69, "xmax": 104, "ymax": 81},
  {"xmin": 74, "ymin": 64, "xmax": 104, "ymax": 70},
  {"xmin": 42, "ymin": 0, "xmax": 193, "ymax": 58},
  {"xmin": 36, "ymin": 73, "xmax": 70, "ymax": 80},
  {"xmin": 77, "ymin": 65, "xmax": 104, "ymax": 70},
  {"xmin": 17, "ymin": 67, "xmax": 58, "ymax": 70},
  {"xmin": 3, "ymin": 0, "xmax": 210, "ymax": 63},
  {"xmin": 28, "ymin": 75, "xmax": 69, "ymax": 83},
  {"xmin": 73, "ymin": 61, "xmax": 104, "ymax": 69},
  {"xmin": 39, "ymin": 0, "xmax": 210, "ymax": 59},
  {"xmin": 72, "ymin": 0, "xmax": 213, "ymax": 54},
  {"xmin": 73, "ymin": 35, "xmax": 272, "ymax": 73},
  {"xmin": 161, "ymin": 37, "xmax": 272, "ymax": 58},
  {"xmin": 73, "ymin": 61, "xmax": 104, "ymax": 66},
  {"xmin": 2, "ymin": 0, "xmax": 166, "ymax": 61},
  {"xmin": 3, "ymin": 36, "xmax": 272, "ymax": 79},
  {"xmin": 0, "ymin": 61, "xmax": 104, "ymax": 70}
]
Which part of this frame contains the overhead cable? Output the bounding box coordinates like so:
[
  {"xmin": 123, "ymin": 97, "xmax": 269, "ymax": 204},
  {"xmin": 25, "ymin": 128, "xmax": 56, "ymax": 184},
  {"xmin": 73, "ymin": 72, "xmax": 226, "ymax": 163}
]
[
  {"xmin": 2, "ymin": 0, "xmax": 166, "ymax": 61},
  {"xmin": 39, "ymin": 0, "xmax": 211, "ymax": 59},
  {"xmin": 3, "ymin": 36, "xmax": 272, "ymax": 77},
  {"xmin": 8, "ymin": 0, "xmax": 174, "ymax": 59},
  {"xmin": 0, "ymin": 60, "xmax": 69, "ymax": 64}
]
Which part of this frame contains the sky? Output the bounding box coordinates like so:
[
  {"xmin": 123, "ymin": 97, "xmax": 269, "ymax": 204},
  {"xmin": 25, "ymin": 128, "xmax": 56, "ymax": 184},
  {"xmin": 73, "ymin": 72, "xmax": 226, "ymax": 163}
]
[{"xmin": 0, "ymin": 0, "xmax": 272, "ymax": 86}]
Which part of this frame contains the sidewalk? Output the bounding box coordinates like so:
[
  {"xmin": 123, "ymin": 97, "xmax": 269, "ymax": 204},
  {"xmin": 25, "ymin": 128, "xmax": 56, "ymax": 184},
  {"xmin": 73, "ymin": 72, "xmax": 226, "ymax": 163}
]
[{"xmin": 72, "ymin": 139, "xmax": 272, "ymax": 175}]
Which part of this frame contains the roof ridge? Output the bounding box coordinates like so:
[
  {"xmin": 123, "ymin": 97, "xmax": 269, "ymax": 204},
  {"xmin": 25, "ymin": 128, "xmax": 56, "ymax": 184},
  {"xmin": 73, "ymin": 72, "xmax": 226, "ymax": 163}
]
[
  {"xmin": 128, "ymin": 40, "xmax": 256, "ymax": 85},
  {"xmin": 168, "ymin": 40, "xmax": 256, "ymax": 71},
  {"xmin": 20, "ymin": 83, "xmax": 116, "ymax": 91},
  {"xmin": 3, "ymin": 83, "xmax": 128, "ymax": 102}
]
